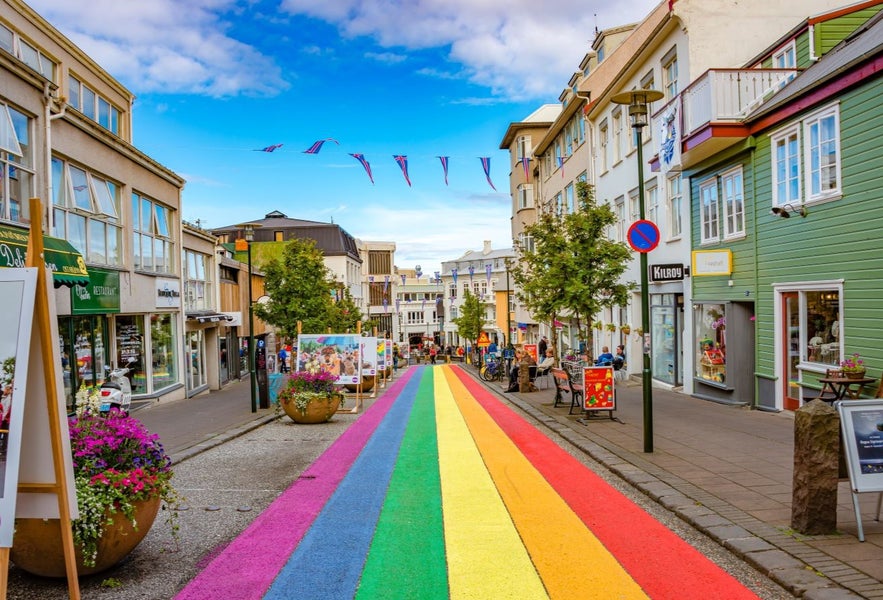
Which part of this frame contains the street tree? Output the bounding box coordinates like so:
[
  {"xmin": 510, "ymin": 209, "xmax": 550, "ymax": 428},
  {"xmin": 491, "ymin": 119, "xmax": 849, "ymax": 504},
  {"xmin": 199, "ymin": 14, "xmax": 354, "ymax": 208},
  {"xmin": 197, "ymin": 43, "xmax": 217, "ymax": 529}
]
[
  {"xmin": 255, "ymin": 238, "xmax": 361, "ymax": 337},
  {"xmin": 451, "ymin": 288, "xmax": 483, "ymax": 355},
  {"xmin": 512, "ymin": 181, "xmax": 634, "ymax": 358}
]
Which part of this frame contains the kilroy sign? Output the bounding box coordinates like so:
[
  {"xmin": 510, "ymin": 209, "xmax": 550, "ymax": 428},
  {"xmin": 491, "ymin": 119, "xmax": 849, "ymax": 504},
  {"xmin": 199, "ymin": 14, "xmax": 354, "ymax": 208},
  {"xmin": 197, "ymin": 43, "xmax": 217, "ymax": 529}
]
[{"xmin": 649, "ymin": 263, "xmax": 687, "ymax": 282}]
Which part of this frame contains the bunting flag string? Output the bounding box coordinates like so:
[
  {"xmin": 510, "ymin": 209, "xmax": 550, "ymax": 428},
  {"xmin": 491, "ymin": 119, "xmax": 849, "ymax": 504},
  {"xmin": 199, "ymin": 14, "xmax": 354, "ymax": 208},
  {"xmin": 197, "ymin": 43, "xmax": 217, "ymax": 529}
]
[
  {"xmin": 452, "ymin": 268, "xmax": 458, "ymax": 286},
  {"xmin": 400, "ymin": 274, "xmax": 406, "ymax": 286},
  {"xmin": 393, "ymin": 155, "xmax": 411, "ymax": 187},
  {"xmin": 468, "ymin": 265, "xmax": 475, "ymax": 281},
  {"xmin": 255, "ymin": 144, "xmax": 283, "ymax": 152},
  {"xmin": 303, "ymin": 138, "xmax": 339, "ymax": 154},
  {"xmin": 521, "ymin": 157, "xmax": 531, "ymax": 182},
  {"xmin": 557, "ymin": 156, "xmax": 565, "ymax": 179},
  {"xmin": 383, "ymin": 275, "xmax": 390, "ymax": 293},
  {"xmin": 349, "ymin": 153, "xmax": 375, "ymax": 184},
  {"xmin": 485, "ymin": 264, "xmax": 492, "ymax": 284},
  {"xmin": 479, "ymin": 157, "xmax": 496, "ymax": 191},
  {"xmin": 438, "ymin": 156, "xmax": 450, "ymax": 186}
]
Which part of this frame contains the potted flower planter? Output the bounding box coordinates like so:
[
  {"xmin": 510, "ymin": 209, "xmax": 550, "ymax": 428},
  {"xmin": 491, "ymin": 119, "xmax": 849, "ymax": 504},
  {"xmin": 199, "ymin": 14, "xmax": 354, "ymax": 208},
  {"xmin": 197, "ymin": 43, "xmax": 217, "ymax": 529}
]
[
  {"xmin": 11, "ymin": 496, "xmax": 161, "ymax": 577},
  {"xmin": 281, "ymin": 393, "xmax": 343, "ymax": 424}
]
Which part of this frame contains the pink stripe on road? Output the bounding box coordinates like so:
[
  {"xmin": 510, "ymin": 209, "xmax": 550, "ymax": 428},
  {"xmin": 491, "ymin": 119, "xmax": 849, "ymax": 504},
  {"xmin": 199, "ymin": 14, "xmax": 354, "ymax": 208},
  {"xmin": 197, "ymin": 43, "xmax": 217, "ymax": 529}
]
[{"xmin": 174, "ymin": 368, "xmax": 417, "ymax": 600}]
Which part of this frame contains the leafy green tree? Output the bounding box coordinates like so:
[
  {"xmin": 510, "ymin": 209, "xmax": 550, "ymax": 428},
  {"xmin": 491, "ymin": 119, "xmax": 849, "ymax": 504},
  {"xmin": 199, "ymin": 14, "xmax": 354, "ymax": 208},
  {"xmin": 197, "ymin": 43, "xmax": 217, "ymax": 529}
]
[
  {"xmin": 512, "ymin": 181, "xmax": 634, "ymax": 356},
  {"xmin": 255, "ymin": 238, "xmax": 361, "ymax": 336},
  {"xmin": 328, "ymin": 287, "xmax": 363, "ymax": 333},
  {"xmin": 451, "ymin": 289, "xmax": 484, "ymax": 350}
]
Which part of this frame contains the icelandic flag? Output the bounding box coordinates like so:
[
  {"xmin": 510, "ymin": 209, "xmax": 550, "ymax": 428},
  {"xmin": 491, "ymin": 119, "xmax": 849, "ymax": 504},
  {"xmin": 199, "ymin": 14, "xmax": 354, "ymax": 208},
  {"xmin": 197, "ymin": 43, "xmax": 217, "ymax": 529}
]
[
  {"xmin": 394, "ymin": 155, "xmax": 411, "ymax": 187},
  {"xmin": 349, "ymin": 153, "xmax": 375, "ymax": 184},
  {"xmin": 303, "ymin": 138, "xmax": 339, "ymax": 154},
  {"xmin": 255, "ymin": 144, "xmax": 283, "ymax": 152},
  {"xmin": 521, "ymin": 157, "xmax": 531, "ymax": 181},
  {"xmin": 479, "ymin": 157, "xmax": 496, "ymax": 191},
  {"xmin": 438, "ymin": 156, "xmax": 450, "ymax": 185}
]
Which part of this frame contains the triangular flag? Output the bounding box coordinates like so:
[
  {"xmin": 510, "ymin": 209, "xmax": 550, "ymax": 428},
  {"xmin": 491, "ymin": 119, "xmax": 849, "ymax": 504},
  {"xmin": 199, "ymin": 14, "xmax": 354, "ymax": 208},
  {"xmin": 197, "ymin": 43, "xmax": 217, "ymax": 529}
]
[
  {"xmin": 303, "ymin": 138, "xmax": 339, "ymax": 154},
  {"xmin": 521, "ymin": 157, "xmax": 531, "ymax": 182},
  {"xmin": 254, "ymin": 144, "xmax": 283, "ymax": 153},
  {"xmin": 349, "ymin": 153, "xmax": 374, "ymax": 184},
  {"xmin": 438, "ymin": 156, "xmax": 450, "ymax": 186},
  {"xmin": 393, "ymin": 155, "xmax": 411, "ymax": 187},
  {"xmin": 557, "ymin": 156, "xmax": 565, "ymax": 178},
  {"xmin": 479, "ymin": 157, "xmax": 496, "ymax": 191}
]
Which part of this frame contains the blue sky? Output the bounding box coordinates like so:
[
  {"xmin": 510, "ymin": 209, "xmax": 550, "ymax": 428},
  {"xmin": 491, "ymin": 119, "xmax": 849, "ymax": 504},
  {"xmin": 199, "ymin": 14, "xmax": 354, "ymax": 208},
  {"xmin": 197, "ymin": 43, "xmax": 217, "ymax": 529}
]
[{"xmin": 30, "ymin": 0, "xmax": 658, "ymax": 274}]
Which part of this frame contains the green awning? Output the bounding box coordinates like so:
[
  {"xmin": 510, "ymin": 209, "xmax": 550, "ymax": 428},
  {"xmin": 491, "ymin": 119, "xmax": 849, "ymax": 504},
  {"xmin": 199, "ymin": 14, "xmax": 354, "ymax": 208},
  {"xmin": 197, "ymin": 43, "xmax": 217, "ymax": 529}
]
[{"xmin": 0, "ymin": 223, "xmax": 90, "ymax": 287}]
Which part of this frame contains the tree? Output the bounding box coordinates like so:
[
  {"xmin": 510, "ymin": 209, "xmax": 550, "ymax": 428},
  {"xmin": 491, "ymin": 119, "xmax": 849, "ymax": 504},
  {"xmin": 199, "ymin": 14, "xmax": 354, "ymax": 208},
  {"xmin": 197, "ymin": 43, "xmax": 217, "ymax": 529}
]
[
  {"xmin": 328, "ymin": 286, "xmax": 364, "ymax": 333},
  {"xmin": 451, "ymin": 289, "xmax": 483, "ymax": 351},
  {"xmin": 255, "ymin": 238, "xmax": 361, "ymax": 337},
  {"xmin": 512, "ymin": 181, "xmax": 634, "ymax": 357}
]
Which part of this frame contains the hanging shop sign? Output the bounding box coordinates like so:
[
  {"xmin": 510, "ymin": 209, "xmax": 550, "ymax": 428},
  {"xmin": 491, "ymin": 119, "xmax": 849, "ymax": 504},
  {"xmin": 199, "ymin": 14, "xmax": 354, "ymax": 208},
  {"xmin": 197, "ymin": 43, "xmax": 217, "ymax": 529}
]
[
  {"xmin": 649, "ymin": 263, "xmax": 687, "ymax": 282},
  {"xmin": 155, "ymin": 278, "xmax": 181, "ymax": 308}
]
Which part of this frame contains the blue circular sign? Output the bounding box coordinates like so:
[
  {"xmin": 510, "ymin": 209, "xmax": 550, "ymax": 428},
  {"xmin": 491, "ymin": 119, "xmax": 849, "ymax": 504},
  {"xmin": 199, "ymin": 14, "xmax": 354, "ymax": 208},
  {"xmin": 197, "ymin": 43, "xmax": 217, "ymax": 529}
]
[{"xmin": 627, "ymin": 220, "xmax": 660, "ymax": 253}]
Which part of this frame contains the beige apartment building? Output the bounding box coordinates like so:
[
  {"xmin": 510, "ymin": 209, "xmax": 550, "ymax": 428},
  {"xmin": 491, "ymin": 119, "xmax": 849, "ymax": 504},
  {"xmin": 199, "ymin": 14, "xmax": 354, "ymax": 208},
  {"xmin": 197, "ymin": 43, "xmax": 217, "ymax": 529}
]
[{"xmin": 1, "ymin": 0, "xmax": 187, "ymax": 407}]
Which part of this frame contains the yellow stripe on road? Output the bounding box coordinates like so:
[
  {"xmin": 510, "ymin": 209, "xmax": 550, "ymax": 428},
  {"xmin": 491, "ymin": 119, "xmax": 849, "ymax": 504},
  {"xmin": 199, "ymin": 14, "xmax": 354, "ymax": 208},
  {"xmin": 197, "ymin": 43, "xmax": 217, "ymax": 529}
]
[
  {"xmin": 443, "ymin": 367, "xmax": 650, "ymax": 600},
  {"xmin": 433, "ymin": 367, "xmax": 549, "ymax": 600}
]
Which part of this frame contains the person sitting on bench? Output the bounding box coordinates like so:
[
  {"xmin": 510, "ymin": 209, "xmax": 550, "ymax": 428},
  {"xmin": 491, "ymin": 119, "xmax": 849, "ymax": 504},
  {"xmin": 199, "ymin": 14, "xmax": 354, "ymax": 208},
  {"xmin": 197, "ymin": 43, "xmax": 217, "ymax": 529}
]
[
  {"xmin": 613, "ymin": 345, "xmax": 625, "ymax": 371},
  {"xmin": 595, "ymin": 346, "xmax": 614, "ymax": 366}
]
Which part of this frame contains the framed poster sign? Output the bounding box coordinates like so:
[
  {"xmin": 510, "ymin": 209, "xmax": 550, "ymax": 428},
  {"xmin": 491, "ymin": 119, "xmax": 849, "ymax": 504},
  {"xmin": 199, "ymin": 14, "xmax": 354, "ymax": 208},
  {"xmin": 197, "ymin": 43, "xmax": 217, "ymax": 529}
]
[
  {"xmin": 582, "ymin": 366, "xmax": 615, "ymax": 411},
  {"xmin": 296, "ymin": 334, "xmax": 362, "ymax": 385},
  {"xmin": 0, "ymin": 268, "xmax": 38, "ymax": 546},
  {"xmin": 838, "ymin": 400, "xmax": 883, "ymax": 493}
]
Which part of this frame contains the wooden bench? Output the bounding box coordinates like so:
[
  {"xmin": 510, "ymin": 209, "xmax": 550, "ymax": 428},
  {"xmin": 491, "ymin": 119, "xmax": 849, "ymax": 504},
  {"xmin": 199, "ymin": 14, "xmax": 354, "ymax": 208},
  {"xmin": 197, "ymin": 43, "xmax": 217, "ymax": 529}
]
[{"xmin": 551, "ymin": 368, "xmax": 584, "ymax": 414}]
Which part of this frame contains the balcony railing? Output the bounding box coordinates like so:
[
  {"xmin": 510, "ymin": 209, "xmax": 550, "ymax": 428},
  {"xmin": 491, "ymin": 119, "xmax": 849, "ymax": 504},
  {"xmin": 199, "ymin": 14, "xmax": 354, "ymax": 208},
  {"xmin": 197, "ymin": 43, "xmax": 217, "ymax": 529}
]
[{"xmin": 680, "ymin": 69, "xmax": 796, "ymax": 138}]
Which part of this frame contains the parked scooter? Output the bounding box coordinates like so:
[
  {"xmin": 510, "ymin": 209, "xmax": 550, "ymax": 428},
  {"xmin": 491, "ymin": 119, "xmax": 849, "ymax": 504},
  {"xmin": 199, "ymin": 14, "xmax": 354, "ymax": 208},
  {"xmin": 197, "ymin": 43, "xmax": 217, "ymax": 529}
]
[{"xmin": 99, "ymin": 359, "xmax": 135, "ymax": 416}]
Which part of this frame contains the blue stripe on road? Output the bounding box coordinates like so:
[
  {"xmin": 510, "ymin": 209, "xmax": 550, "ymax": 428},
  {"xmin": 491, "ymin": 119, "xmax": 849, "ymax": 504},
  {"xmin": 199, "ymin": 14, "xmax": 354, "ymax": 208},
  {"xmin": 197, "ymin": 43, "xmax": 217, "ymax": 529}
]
[{"xmin": 263, "ymin": 366, "xmax": 426, "ymax": 600}]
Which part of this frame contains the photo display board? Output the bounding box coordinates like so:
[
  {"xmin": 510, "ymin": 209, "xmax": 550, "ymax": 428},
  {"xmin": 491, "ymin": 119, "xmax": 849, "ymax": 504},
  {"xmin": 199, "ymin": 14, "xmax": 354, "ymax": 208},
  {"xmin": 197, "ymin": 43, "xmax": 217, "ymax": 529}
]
[
  {"xmin": 838, "ymin": 400, "xmax": 883, "ymax": 493},
  {"xmin": 296, "ymin": 334, "xmax": 362, "ymax": 385}
]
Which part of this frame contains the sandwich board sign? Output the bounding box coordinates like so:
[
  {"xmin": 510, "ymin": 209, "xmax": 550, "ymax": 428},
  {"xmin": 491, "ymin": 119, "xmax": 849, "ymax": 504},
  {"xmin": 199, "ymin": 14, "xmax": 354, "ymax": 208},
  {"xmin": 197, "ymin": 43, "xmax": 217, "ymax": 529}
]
[{"xmin": 836, "ymin": 399, "xmax": 883, "ymax": 541}]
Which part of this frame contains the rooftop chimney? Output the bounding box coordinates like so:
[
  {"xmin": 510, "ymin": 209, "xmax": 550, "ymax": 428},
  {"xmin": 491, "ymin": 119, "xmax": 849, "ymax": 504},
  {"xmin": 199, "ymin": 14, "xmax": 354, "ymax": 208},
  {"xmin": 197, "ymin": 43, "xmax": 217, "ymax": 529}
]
[{"xmin": 482, "ymin": 240, "xmax": 492, "ymax": 255}]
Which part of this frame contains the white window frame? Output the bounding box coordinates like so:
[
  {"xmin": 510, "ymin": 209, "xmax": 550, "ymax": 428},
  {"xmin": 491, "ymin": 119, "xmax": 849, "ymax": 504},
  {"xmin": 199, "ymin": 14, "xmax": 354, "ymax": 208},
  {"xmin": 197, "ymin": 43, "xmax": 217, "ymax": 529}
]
[
  {"xmin": 721, "ymin": 166, "xmax": 745, "ymax": 240},
  {"xmin": 68, "ymin": 75, "xmax": 121, "ymax": 135},
  {"xmin": 646, "ymin": 181, "xmax": 659, "ymax": 226},
  {"xmin": 516, "ymin": 135, "xmax": 531, "ymax": 160},
  {"xmin": 0, "ymin": 103, "xmax": 33, "ymax": 223},
  {"xmin": 517, "ymin": 183, "xmax": 533, "ymax": 210},
  {"xmin": 615, "ymin": 196, "xmax": 626, "ymax": 242},
  {"xmin": 667, "ymin": 175, "xmax": 682, "ymax": 240},
  {"xmin": 612, "ymin": 109, "xmax": 623, "ymax": 164},
  {"xmin": 773, "ymin": 41, "xmax": 796, "ymax": 69},
  {"xmin": 771, "ymin": 124, "xmax": 801, "ymax": 207},
  {"xmin": 804, "ymin": 104, "xmax": 841, "ymax": 202},
  {"xmin": 598, "ymin": 120, "xmax": 609, "ymax": 174},
  {"xmin": 663, "ymin": 56, "xmax": 678, "ymax": 100},
  {"xmin": 699, "ymin": 178, "xmax": 720, "ymax": 244},
  {"xmin": 565, "ymin": 183, "xmax": 575, "ymax": 214}
]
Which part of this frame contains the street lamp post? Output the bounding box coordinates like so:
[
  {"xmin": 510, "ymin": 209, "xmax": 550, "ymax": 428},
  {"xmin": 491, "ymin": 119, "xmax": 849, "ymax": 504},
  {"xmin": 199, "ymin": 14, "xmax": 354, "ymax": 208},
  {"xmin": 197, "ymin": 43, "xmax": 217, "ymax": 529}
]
[
  {"xmin": 235, "ymin": 222, "xmax": 262, "ymax": 413},
  {"xmin": 611, "ymin": 88, "xmax": 663, "ymax": 453}
]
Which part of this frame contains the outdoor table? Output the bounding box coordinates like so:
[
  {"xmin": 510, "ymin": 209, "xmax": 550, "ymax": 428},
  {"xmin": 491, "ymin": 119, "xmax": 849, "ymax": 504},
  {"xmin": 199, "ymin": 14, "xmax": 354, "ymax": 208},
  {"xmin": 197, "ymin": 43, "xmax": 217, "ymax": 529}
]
[{"xmin": 817, "ymin": 376, "xmax": 878, "ymax": 401}]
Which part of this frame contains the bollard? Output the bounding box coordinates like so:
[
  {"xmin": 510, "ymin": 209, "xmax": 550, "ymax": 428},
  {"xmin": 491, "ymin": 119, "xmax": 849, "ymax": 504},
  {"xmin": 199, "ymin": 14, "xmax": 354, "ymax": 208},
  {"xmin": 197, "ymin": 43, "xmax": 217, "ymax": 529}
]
[
  {"xmin": 791, "ymin": 399, "xmax": 840, "ymax": 535},
  {"xmin": 518, "ymin": 362, "xmax": 534, "ymax": 393}
]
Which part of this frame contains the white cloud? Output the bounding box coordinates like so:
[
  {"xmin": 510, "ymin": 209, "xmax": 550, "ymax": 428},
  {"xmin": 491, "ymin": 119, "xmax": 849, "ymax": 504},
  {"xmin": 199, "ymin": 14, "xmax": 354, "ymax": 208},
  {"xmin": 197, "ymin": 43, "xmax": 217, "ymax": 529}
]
[
  {"xmin": 279, "ymin": 0, "xmax": 661, "ymax": 100},
  {"xmin": 27, "ymin": 0, "xmax": 288, "ymax": 97}
]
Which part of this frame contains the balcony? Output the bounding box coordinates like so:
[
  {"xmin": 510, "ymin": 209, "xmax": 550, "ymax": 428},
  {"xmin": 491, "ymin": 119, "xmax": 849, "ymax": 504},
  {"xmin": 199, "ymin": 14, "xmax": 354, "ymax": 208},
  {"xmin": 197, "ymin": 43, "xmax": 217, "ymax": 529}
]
[{"xmin": 658, "ymin": 69, "xmax": 796, "ymax": 169}]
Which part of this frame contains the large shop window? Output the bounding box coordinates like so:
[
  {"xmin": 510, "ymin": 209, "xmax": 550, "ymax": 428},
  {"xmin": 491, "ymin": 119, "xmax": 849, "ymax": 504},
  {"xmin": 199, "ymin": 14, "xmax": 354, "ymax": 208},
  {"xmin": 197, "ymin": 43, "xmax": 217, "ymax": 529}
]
[
  {"xmin": 132, "ymin": 193, "xmax": 175, "ymax": 274},
  {"xmin": 115, "ymin": 314, "xmax": 147, "ymax": 394},
  {"xmin": 151, "ymin": 313, "xmax": 178, "ymax": 390},
  {"xmin": 799, "ymin": 289, "xmax": 841, "ymax": 367},
  {"xmin": 695, "ymin": 303, "xmax": 727, "ymax": 385}
]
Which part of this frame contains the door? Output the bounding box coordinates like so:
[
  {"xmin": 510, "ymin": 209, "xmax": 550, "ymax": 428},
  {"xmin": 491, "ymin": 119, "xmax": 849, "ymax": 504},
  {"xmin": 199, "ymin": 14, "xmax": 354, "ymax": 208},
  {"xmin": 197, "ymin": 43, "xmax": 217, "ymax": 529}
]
[
  {"xmin": 783, "ymin": 292, "xmax": 800, "ymax": 410},
  {"xmin": 219, "ymin": 336, "xmax": 229, "ymax": 383}
]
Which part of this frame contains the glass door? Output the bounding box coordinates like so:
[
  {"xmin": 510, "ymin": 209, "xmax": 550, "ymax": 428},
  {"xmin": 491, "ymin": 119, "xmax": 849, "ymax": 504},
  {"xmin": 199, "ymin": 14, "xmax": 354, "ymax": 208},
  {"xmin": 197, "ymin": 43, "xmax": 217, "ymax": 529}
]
[{"xmin": 783, "ymin": 292, "xmax": 800, "ymax": 410}]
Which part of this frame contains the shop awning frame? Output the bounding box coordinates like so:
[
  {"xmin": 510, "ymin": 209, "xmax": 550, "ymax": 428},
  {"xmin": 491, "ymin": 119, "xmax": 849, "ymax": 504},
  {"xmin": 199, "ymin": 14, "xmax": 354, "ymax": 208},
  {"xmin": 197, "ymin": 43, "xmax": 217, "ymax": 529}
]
[{"xmin": 0, "ymin": 223, "xmax": 90, "ymax": 287}]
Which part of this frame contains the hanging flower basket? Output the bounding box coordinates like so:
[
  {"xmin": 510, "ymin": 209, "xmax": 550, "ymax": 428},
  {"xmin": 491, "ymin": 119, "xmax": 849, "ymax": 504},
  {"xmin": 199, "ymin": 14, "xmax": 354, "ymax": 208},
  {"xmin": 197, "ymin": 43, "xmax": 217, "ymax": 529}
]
[
  {"xmin": 605, "ymin": 323, "xmax": 617, "ymax": 332},
  {"xmin": 620, "ymin": 325, "xmax": 631, "ymax": 335},
  {"xmin": 592, "ymin": 321, "xmax": 603, "ymax": 331}
]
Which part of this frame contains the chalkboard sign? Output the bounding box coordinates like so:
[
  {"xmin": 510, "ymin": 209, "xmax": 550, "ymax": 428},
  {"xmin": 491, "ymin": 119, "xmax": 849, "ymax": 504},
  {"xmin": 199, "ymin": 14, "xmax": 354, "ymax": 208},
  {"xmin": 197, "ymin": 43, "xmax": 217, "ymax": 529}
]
[{"xmin": 837, "ymin": 400, "xmax": 883, "ymax": 493}]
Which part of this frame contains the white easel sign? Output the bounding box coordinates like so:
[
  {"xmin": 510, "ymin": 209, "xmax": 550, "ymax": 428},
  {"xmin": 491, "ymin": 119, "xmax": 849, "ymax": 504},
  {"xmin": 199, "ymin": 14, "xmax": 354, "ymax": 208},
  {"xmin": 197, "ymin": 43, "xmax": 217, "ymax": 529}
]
[
  {"xmin": 0, "ymin": 268, "xmax": 38, "ymax": 546},
  {"xmin": 836, "ymin": 399, "xmax": 883, "ymax": 541}
]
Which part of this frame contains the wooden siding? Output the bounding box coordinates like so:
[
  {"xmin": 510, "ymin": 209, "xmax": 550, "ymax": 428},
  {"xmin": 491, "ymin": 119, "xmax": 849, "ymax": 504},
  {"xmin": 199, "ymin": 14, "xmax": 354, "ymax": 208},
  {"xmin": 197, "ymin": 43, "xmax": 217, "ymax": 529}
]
[
  {"xmin": 816, "ymin": 7, "xmax": 883, "ymax": 56},
  {"xmin": 753, "ymin": 76, "xmax": 883, "ymax": 384}
]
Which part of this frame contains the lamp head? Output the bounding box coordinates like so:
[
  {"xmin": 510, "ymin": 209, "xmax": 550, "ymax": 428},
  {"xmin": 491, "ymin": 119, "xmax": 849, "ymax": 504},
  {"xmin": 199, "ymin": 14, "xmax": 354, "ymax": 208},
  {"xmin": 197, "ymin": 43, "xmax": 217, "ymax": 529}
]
[
  {"xmin": 771, "ymin": 204, "xmax": 807, "ymax": 219},
  {"xmin": 611, "ymin": 89, "xmax": 664, "ymax": 129}
]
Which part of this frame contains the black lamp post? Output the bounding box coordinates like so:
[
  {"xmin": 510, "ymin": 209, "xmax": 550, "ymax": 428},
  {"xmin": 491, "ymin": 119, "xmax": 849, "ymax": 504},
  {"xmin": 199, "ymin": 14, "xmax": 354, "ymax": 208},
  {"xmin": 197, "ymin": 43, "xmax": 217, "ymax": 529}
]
[
  {"xmin": 611, "ymin": 88, "xmax": 663, "ymax": 453},
  {"xmin": 235, "ymin": 222, "xmax": 261, "ymax": 413}
]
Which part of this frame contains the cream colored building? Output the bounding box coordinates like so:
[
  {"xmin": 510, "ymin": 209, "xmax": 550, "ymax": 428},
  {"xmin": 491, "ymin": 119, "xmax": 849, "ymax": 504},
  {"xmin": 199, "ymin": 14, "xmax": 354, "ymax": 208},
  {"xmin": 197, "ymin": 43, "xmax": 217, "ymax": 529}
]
[
  {"xmin": 356, "ymin": 239, "xmax": 396, "ymax": 338},
  {"xmin": 1, "ymin": 0, "xmax": 187, "ymax": 407}
]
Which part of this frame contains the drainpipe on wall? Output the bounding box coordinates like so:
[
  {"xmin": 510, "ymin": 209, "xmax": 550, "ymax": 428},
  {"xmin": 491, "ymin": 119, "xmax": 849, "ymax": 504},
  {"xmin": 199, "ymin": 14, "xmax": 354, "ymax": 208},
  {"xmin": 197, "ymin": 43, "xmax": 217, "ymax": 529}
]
[{"xmin": 42, "ymin": 81, "xmax": 67, "ymax": 231}]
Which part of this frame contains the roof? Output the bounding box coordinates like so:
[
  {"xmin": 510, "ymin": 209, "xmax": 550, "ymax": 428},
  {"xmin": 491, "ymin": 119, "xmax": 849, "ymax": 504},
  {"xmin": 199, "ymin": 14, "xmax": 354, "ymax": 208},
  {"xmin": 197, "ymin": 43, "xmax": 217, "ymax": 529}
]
[
  {"xmin": 747, "ymin": 8, "xmax": 883, "ymax": 121},
  {"xmin": 499, "ymin": 105, "xmax": 562, "ymax": 148}
]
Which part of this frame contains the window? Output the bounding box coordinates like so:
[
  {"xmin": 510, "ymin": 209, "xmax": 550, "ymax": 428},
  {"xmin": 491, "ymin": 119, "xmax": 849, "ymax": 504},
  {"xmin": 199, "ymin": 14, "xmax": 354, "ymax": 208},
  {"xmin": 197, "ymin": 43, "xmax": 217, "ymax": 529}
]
[
  {"xmin": 662, "ymin": 50, "xmax": 678, "ymax": 99},
  {"xmin": 0, "ymin": 24, "xmax": 56, "ymax": 82},
  {"xmin": 805, "ymin": 105, "xmax": 840, "ymax": 199},
  {"xmin": 68, "ymin": 75, "xmax": 121, "ymax": 134},
  {"xmin": 612, "ymin": 109, "xmax": 622, "ymax": 163},
  {"xmin": 565, "ymin": 184, "xmax": 575, "ymax": 214},
  {"xmin": 51, "ymin": 158, "xmax": 122, "ymax": 265},
  {"xmin": 771, "ymin": 126, "xmax": 800, "ymax": 206},
  {"xmin": 629, "ymin": 189, "xmax": 639, "ymax": 223},
  {"xmin": 368, "ymin": 250, "xmax": 392, "ymax": 274},
  {"xmin": 184, "ymin": 250, "xmax": 212, "ymax": 311},
  {"xmin": 516, "ymin": 135, "xmax": 532, "ymax": 160},
  {"xmin": 599, "ymin": 120, "xmax": 609, "ymax": 173},
  {"xmin": 699, "ymin": 179, "xmax": 720, "ymax": 244},
  {"xmin": 519, "ymin": 232, "xmax": 534, "ymax": 253},
  {"xmin": 721, "ymin": 167, "xmax": 745, "ymax": 239},
  {"xmin": 615, "ymin": 196, "xmax": 626, "ymax": 242},
  {"xmin": 517, "ymin": 184, "xmax": 533, "ymax": 210},
  {"xmin": 564, "ymin": 127, "xmax": 573, "ymax": 158},
  {"xmin": 0, "ymin": 104, "xmax": 33, "ymax": 223},
  {"xmin": 407, "ymin": 311, "xmax": 423, "ymax": 324},
  {"xmin": 770, "ymin": 103, "xmax": 841, "ymax": 207},
  {"xmin": 773, "ymin": 41, "xmax": 796, "ymax": 68},
  {"xmin": 667, "ymin": 175, "xmax": 682, "ymax": 239},
  {"xmin": 695, "ymin": 303, "xmax": 727, "ymax": 384},
  {"xmin": 449, "ymin": 282, "xmax": 457, "ymax": 298},
  {"xmin": 554, "ymin": 192, "xmax": 564, "ymax": 216},
  {"xmin": 640, "ymin": 71, "xmax": 656, "ymax": 141},
  {"xmin": 150, "ymin": 313, "xmax": 178, "ymax": 391},
  {"xmin": 799, "ymin": 289, "xmax": 842, "ymax": 367},
  {"xmin": 646, "ymin": 182, "xmax": 659, "ymax": 225},
  {"xmin": 132, "ymin": 192, "xmax": 175, "ymax": 274}
]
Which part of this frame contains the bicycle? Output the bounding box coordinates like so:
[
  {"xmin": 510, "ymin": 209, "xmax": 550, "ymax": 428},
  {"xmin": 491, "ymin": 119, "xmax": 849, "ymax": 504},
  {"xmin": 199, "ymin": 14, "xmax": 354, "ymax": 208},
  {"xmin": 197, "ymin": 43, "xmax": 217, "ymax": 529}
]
[{"xmin": 480, "ymin": 357, "xmax": 504, "ymax": 382}]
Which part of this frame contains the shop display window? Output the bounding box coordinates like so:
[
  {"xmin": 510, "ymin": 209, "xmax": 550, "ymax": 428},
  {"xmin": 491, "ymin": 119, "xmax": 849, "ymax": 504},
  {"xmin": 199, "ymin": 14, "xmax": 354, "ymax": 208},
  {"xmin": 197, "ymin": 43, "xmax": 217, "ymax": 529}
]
[
  {"xmin": 151, "ymin": 313, "xmax": 178, "ymax": 391},
  {"xmin": 695, "ymin": 303, "xmax": 727, "ymax": 385}
]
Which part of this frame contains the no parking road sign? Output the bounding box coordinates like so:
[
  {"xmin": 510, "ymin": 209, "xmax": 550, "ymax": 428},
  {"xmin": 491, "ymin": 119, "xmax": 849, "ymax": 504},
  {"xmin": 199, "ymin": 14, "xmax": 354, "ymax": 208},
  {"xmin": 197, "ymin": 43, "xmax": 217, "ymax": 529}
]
[{"xmin": 627, "ymin": 220, "xmax": 660, "ymax": 253}]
